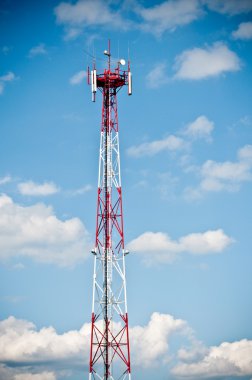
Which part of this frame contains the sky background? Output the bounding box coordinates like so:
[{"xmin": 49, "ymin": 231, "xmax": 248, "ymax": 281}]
[{"xmin": 1, "ymin": 0, "xmax": 252, "ymax": 379}]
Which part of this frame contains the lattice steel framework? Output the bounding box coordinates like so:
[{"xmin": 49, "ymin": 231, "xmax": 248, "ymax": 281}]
[{"xmin": 88, "ymin": 43, "xmax": 132, "ymax": 380}]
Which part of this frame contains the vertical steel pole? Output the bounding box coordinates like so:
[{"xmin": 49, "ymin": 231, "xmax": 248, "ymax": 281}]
[{"xmin": 88, "ymin": 44, "xmax": 132, "ymax": 380}]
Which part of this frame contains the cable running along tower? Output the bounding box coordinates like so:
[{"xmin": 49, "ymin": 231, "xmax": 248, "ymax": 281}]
[{"xmin": 87, "ymin": 42, "xmax": 132, "ymax": 380}]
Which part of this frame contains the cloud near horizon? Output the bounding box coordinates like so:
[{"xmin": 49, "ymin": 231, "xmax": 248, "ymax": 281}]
[
  {"xmin": 1, "ymin": 313, "xmax": 252, "ymax": 379},
  {"xmin": 172, "ymin": 339, "xmax": 252, "ymax": 378},
  {"xmin": 0, "ymin": 312, "xmax": 189, "ymax": 378}
]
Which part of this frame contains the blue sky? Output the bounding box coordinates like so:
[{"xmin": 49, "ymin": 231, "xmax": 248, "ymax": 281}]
[{"xmin": 1, "ymin": 0, "xmax": 252, "ymax": 379}]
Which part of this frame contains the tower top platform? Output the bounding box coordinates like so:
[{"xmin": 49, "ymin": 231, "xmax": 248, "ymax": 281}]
[{"xmin": 87, "ymin": 41, "xmax": 132, "ymax": 100}]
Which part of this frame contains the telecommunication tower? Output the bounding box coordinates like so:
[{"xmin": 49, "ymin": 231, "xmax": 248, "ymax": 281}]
[{"xmin": 87, "ymin": 41, "xmax": 132, "ymax": 380}]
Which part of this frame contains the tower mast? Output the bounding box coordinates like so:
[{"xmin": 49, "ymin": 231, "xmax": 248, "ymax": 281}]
[{"xmin": 88, "ymin": 42, "xmax": 132, "ymax": 380}]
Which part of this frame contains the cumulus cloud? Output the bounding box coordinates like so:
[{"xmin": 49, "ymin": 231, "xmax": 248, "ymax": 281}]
[
  {"xmin": 177, "ymin": 341, "xmax": 209, "ymax": 363},
  {"xmin": 183, "ymin": 115, "xmax": 214, "ymax": 141},
  {"xmin": 127, "ymin": 135, "xmax": 185, "ymax": 157},
  {"xmin": 54, "ymin": 0, "xmax": 206, "ymax": 39},
  {"xmin": 172, "ymin": 339, "xmax": 252, "ymax": 378},
  {"xmin": 54, "ymin": 0, "xmax": 252, "ymax": 40},
  {"xmin": 0, "ymin": 71, "xmax": 17, "ymax": 95},
  {"xmin": 232, "ymin": 22, "xmax": 252, "ymax": 40},
  {"xmin": 54, "ymin": 0, "xmax": 127, "ymax": 38},
  {"xmin": 0, "ymin": 313, "xmax": 189, "ymax": 373},
  {"xmin": 0, "ymin": 316, "xmax": 89, "ymax": 366},
  {"xmin": 28, "ymin": 44, "xmax": 47, "ymax": 58},
  {"xmin": 204, "ymin": 0, "xmax": 252, "ymax": 15},
  {"xmin": 18, "ymin": 181, "xmax": 60, "ymax": 196},
  {"xmin": 69, "ymin": 70, "xmax": 87, "ymax": 85},
  {"xmin": 127, "ymin": 229, "xmax": 233, "ymax": 264},
  {"xmin": 174, "ymin": 42, "xmax": 241, "ymax": 80},
  {"xmin": 185, "ymin": 145, "xmax": 252, "ymax": 199},
  {"xmin": 0, "ymin": 194, "xmax": 91, "ymax": 266},
  {"xmin": 146, "ymin": 63, "xmax": 169, "ymax": 88},
  {"xmin": 136, "ymin": 0, "xmax": 203, "ymax": 36},
  {"xmin": 2, "ymin": 314, "xmax": 251, "ymax": 379},
  {"xmin": 131, "ymin": 312, "xmax": 188, "ymax": 366}
]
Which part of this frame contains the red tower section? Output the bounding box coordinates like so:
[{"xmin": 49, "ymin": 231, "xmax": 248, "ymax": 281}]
[{"xmin": 88, "ymin": 42, "xmax": 132, "ymax": 380}]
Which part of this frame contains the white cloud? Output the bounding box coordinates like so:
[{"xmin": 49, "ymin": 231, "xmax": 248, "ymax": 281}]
[
  {"xmin": 130, "ymin": 312, "xmax": 188, "ymax": 367},
  {"xmin": 183, "ymin": 115, "xmax": 214, "ymax": 141},
  {"xmin": 238, "ymin": 144, "xmax": 252, "ymax": 162},
  {"xmin": 127, "ymin": 135, "xmax": 185, "ymax": 157},
  {"xmin": 204, "ymin": 0, "xmax": 252, "ymax": 15},
  {"xmin": 69, "ymin": 70, "xmax": 87, "ymax": 85},
  {"xmin": 0, "ymin": 175, "xmax": 12, "ymax": 185},
  {"xmin": 174, "ymin": 42, "xmax": 241, "ymax": 80},
  {"xmin": 0, "ymin": 194, "xmax": 91, "ymax": 266},
  {"xmin": 146, "ymin": 63, "xmax": 169, "ymax": 88},
  {"xmin": 127, "ymin": 115, "xmax": 216, "ymax": 160},
  {"xmin": 186, "ymin": 145, "xmax": 252, "ymax": 198},
  {"xmin": 172, "ymin": 339, "xmax": 252, "ymax": 378},
  {"xmin": 0, "ymin": 72, "xmax": 16, "ymax": 82},
  {"xmin": 201, "ymin": 161, "xmax": 250, "ymax": 185},
  {"xmin": 177, "ymin": 341, "xmax": 209, "ymax": 363},
  {"xmin": 0, "ymin": 366, "xmax": 57, "ymax": 380},
  {"xmin": 3, "ymin": 314, "xmax": 251, "ymax": 379},
  {"xmin": 136, "ymin": 0, "xmax": 203, "ymax": 36},
  {"xmin": 28, "ymin": 44, "xmax": 47, "ymax": 58},
  {"xmin": 0, "ymin": 316, "xmax": 89, "ymax": 366},
  {"xmin": 232, "ymin": 22, "xmax": 252, "ymax": 40},
  {"xmin": 0, "ymin": 71, "xmax": 17, "ymax": 95},
  {"xmin": 0, "ymin": 313, "xmax": 189, "ymax": 371},
  {"xmin": 15, "ymin": 372, "xmax": 56, "ymax": 380},
  {"xmin": 53, "ymin": 0, "xmax": 252, "ymax": 40},
  {"xmin": 64, "ymin": 27, "xmax": 82, "ymax": 41},
  {"xmin": 18, "ymin": 181, "xmax": 60, "ymax": 196},
  {"xmin": 54, "ymin": 0, "xmax": 126, "ymax": 37},
  {"xmin": 127, "ymin": 229, "xmax": 233, "ymax": 264},
  {"xmin": 69, "ymin": 184, "xmax": 92, "ymax": 196}
]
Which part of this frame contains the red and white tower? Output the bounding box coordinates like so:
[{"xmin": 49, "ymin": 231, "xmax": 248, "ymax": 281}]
[{"xmin": 87, "ymin": 42, "xmax": 132, "ymax": 380}]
